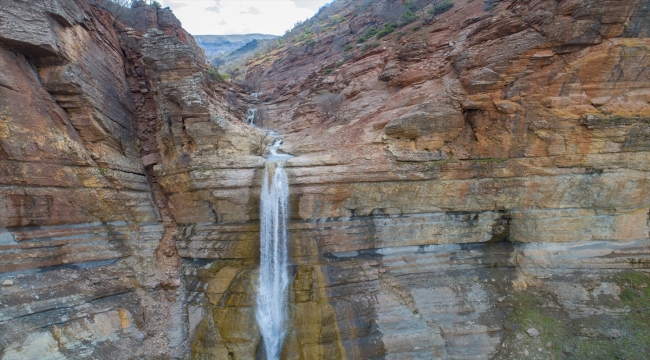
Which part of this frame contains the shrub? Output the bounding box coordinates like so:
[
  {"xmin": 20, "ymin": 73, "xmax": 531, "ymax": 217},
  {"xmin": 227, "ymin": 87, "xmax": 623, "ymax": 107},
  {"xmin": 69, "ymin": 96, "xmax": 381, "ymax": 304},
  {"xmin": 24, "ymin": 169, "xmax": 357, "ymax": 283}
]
[
  {"xmin": 356, "ymin": 27, "xmax": 378, "ymax": 43},
  {"xmin": 400, "ymin": 10, "xmax": 417, "ymax": 26},
  {"xmin": 299, "ymin": 30, "xmax": 314, "ymax": 42},
  {"xmin": 343, "ymin": 44, "xmax": 354, "ymax": 52},
  {"xmin": 360, "ymin": 42, "xmax": 380, "ymax": 53},
  {"xmin": 412, "ymin": 26, "xmax": 421, "ymax": 31},
  {"xmin": 429, "ymin": 1, "xmax": 454, "ymax": 16},
  {"xmin": 207, "ymin": 68, "xmax": 223, "ymax": 82},
  {"xmin": 152, "ymin": 1, "xmax": 161, "ymax": 9},
  {"xmin": 330, "ymin": 14, "xmax": 344, "ymax": 25},
  {"xmin": 404, "ymin": 1, "xmax": 418, "ymax": 12},
  {"xmin": 376, "ymin": 23, "xmax": 397, "ymax": 38}
]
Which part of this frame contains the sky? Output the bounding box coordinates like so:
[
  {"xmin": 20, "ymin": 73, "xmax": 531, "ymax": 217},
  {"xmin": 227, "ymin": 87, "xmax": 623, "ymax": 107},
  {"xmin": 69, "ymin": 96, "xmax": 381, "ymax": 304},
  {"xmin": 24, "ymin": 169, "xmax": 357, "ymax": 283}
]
[{"xmin": 158, "ymin": 0, "xmax": 333, "ymax": 35}]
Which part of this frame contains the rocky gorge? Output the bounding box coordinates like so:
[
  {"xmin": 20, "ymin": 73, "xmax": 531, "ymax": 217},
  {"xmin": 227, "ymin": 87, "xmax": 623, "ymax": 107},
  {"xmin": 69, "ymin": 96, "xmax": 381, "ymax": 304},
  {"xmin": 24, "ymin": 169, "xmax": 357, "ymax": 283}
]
[{"xmin": 0, "ymin": 0, "xmax": 649, "ymax": 359}]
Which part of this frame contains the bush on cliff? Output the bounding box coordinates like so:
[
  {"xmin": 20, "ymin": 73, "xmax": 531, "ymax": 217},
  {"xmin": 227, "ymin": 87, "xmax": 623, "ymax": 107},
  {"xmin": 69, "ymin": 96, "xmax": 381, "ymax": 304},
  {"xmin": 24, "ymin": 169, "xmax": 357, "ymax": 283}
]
[{"xmin": 429, "ymin": 1, "xmax": 454, "ymax": 16}]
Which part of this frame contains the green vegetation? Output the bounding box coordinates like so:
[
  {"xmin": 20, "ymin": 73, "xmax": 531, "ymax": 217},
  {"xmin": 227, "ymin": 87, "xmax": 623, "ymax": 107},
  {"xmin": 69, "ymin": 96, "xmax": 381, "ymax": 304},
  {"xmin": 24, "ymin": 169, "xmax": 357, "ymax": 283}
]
[
  {"xmin": 616, "ymin": 271, "xmax": 650, "ymax": 309},
  {"xmin": 298, "ymin": 28, "xmax": 314, "ymax": 43},
  {"xmin": 497, "ymin": 271, "xmax": 650, "ymax": 359},
  {"xmin": 207, "ymin": 68, "xmax": 224, "ymax": 82},
  {"xmin": 330, "ymin": 14, "xmax": 344, "ymax": 25},
  {"xmin": 357, "ymin": 27, "xmax": 378, "ymax": 43},
  {"xmin": 343, "ymin": 44, "xmax": 354, "ymax": 52},
  {"xmin": 323, "ymin": 68, "xmax": 333, "ymax": 75},
  {"xmin": 375, "ymin": 23, "xmax": 397, "ymax": 38},
  {"xmin": 404, "ymin": 1, "xmax": 418, "ymax": 12},
  {"xmin": 360, "ymin": 41, "xmax": 381, "ymax": 52},
  {"xmin": 152, "ymin": 1, "xmax": 161, "ymax": 9},
  {"xmin": 98, "ymin": 167, "xmax": 106, "ymax": 174},
  {"xmin": 400, "ymin": 10, "xmax": 418, "ymax": 26},
  {"xmin": 429, "ymin": 1, "xmax": 454, "ymax": 16},
  {"xmin": 412, "ymin": 26, "xmax": 421, "ymax": 32}
]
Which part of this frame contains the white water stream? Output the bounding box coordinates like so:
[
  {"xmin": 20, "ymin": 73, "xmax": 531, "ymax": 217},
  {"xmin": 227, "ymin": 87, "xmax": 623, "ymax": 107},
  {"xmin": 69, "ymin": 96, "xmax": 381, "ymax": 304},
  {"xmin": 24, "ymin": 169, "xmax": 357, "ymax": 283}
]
[
  {"xmin": 256, "ymin": 137, "xmax": 291, "ymax": 359},
  {"xmin": 247, "ymin": 108, "xmax": 257, "ymax": 125}
]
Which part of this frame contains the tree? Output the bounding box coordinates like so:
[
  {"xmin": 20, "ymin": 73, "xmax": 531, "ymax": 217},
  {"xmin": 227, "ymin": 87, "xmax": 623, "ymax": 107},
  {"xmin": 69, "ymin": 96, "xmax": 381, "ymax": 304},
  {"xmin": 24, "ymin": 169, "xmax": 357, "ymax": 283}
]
[
  {"xmin": 211, "ymin": 57, "xmax": 225, "ymax": 72},
  {"xmin": 226, "ymin": 66, "xmax": 240, "ymax": 83}
]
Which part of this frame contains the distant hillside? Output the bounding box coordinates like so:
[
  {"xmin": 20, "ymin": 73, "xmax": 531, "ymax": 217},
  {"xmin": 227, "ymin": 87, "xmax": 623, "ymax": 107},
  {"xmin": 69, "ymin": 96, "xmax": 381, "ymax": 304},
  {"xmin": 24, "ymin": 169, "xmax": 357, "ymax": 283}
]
[{"xmin": 194, "ymin": 34, "xmax": 277, "ymax": 59}]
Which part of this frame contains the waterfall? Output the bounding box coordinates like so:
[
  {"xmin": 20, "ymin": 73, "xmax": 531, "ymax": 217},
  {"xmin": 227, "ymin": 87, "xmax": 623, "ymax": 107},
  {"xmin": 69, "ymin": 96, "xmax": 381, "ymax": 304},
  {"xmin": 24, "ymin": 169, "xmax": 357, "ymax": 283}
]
[
  {"xmin": 247, "ymin": 108, "xmax": 257, "ymax": 125},
  {"xmin": 256, "ymin": 138, "xmax": 291, "ymax": 359}
]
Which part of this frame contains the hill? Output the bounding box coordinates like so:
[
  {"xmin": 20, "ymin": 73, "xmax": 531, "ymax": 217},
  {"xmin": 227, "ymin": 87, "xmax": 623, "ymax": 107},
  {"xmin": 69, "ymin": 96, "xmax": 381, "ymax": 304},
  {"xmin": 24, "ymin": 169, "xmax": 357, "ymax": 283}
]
[{"xmin": 194, "ymin": 34, "xmax": 277, "ymax": 60}]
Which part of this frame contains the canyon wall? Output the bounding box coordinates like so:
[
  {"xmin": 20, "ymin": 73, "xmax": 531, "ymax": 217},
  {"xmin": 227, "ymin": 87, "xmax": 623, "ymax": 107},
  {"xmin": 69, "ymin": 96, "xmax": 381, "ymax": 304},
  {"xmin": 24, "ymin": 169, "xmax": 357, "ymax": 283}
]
[
  {"xmin": 1, "ymin": 0, "xmax": 649, "ymax": 359},
  {"xmin": 0, "ymin": 0, "xmax": 262, "ymax": 358}
]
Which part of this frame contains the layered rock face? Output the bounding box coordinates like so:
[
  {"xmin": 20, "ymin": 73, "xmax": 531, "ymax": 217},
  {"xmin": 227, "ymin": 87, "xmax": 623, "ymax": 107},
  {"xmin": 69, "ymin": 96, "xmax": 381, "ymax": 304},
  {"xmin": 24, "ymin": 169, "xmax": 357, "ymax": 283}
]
[
  {"xmin": 0, "ymin": 0, "xmax": 260, "ymax": 358},
  {"xmin": 1, "ymin": 0, "xmax": 649, "ymax": 359},
  {"xmin": 187, "ymin": 0, "xmax": 650, "ymax": 358}
]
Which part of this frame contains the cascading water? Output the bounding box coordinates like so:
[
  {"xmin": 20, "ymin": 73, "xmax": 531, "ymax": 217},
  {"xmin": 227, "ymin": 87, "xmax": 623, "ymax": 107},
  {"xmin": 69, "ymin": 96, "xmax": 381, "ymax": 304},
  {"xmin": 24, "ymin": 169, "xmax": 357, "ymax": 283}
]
[
  {"xmin": 247, "ymin": 108, "xmax": 257, "ymax": 125},
  {"xmin": 256, "ymin": 138, "xmax": 292, "ymax": 359}
]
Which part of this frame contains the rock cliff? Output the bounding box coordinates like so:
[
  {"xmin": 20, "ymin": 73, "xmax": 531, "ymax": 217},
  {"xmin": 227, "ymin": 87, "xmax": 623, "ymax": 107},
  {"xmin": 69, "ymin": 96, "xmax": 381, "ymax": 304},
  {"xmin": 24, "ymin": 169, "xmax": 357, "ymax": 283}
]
[{"xmin": 0, "ymin": 0, "xmax": 649, "ymax": 359}]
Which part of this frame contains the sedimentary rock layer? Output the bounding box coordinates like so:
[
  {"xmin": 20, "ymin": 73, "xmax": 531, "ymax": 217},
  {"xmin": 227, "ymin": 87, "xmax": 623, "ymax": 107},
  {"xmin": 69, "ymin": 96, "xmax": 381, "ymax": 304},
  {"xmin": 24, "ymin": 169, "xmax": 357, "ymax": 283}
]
[{"xmin": 1, "ymin": 0, "xmax": 649, "ymax": 358}]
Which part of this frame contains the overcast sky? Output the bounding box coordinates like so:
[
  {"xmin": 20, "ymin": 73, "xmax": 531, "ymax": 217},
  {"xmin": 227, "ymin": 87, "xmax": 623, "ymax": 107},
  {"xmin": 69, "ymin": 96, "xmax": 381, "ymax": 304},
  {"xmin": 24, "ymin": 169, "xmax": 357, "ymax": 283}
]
[{"xmin": 159, "ymin": 0, "xmax": 333, "ymax": 35}]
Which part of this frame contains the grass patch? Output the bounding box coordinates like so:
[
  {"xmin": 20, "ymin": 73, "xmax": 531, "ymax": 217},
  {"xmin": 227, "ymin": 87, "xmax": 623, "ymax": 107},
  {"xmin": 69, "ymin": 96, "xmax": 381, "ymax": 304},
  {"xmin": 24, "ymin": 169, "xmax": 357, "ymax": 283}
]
[
  {"xmin": 496, "ymin": 271, "xmax": 650, "ymax": 359},
  {"xmin": 343, "ymin": 44, "xmax": 353, "ymax": 52},
  {"xmin": 616, "ymin": 271, "xmax": 650, "ymax": 309}
]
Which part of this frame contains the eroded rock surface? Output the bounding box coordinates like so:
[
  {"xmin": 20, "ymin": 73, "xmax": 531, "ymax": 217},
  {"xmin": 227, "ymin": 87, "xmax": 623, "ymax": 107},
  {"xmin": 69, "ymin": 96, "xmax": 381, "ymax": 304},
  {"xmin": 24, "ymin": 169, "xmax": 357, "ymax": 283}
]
[{"xmin": 1, "ymin": 0, "xmax": 649, "ymax": 359}]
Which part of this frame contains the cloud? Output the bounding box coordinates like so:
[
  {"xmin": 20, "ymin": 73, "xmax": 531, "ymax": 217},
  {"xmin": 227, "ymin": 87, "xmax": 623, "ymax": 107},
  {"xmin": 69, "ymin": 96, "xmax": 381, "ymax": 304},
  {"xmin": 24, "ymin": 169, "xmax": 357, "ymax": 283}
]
[
  {"xmin": 290, "ymin": 0, "xmax": 329, "ymax": 11},
  {"xmin": 164, "ymin": 1, "xmax": 188, "ymax": 9},
  {"xmin": 240, "ymin": 6, "xmax": 261, "ymax": 15},
  {"xmin": 205, "ymin": 0, "xmax": 222, "ymax": 13},
  {"xmin": 161, "ymin": 0, "xmax": 330, "ymax": 35}
]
